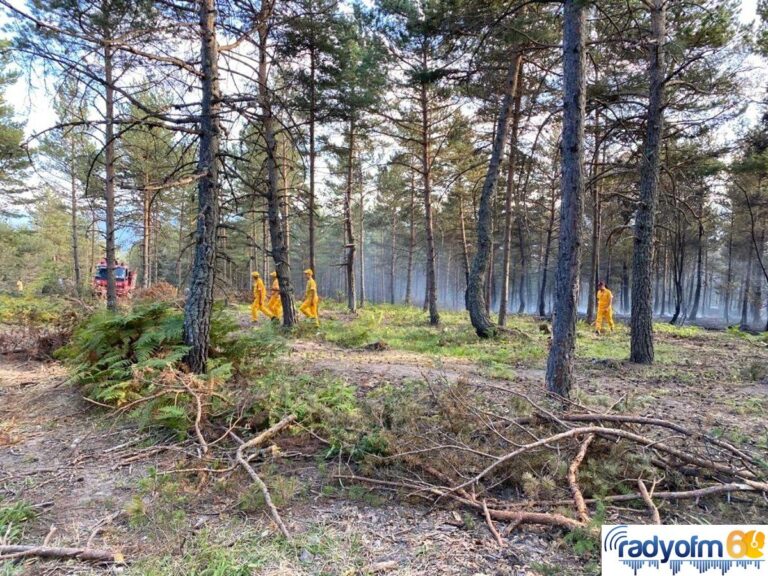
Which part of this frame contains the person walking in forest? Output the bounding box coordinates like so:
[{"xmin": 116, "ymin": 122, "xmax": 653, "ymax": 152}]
[
  {"xmin": 595, "ymin": 281, "xmax": 615, "ymax": 335},
  {"xmin": 250, "ymin": 271, "xmax": 271, "ymax": 322},
  {"xmin": 299, "ymin": 268, "xmax": 320, "ymax": 326},
  {"xmin": 267, "ymin": 271, "xmax": 282, "ymax": 319}
]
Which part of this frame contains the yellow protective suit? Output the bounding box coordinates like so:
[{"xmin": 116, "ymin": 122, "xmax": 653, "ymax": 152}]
[
  {"xmin": 299, "ymin": 269, "xmax": 320, "ymax": 325},
  {"xmin": 267, "ymin": 273, "xmax": 282, "ymax": 319},
  {"xmin": 250, "ymin": 272, "xmax": 271, "ymax": 321},
  {"xmin": 595, "ymin": 287, "xmax": 615, "ymax": 334}
]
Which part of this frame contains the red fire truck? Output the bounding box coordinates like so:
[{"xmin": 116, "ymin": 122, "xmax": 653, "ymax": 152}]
[{"xmin": 93, "ymin": 260, "xmax": 135, "ymax": 298}]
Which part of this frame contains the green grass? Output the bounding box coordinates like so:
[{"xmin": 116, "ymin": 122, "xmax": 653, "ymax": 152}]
[
  {"xmin": 315, "ymin": 303, "xmax": 709, "ymax": 370},
  {"xmin": 319, "ymin": 303, "xmax": 548, "ymax": 367},
  {"xmin": 0, "ymin": 499, "xmax": 36, "ymax": 544},
  {"xmin": 127, "ymin": 522, "xmax": 365, "ymax": 576}
]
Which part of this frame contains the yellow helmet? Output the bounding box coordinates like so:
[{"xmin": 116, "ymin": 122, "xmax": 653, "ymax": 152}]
[
  {"xmin": 270, "ymin": 271, "xmax": 278, "ymax": 278},
  {"xmin": 251, "ymin": 271, "xmax": 260, "ymax": 277},
  {"xmin": 303, "ymin": 268, "xmax": 313, "ymax": 276}
]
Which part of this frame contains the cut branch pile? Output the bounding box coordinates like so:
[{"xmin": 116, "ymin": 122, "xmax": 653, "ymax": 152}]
[{"xmin": 340, "ymin": 378, "xmax": 768, "ymax": 536}]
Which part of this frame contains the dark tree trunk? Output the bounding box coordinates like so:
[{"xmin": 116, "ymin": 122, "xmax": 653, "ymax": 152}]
[
  {"xmin": 630, "ymin": 0, "xmax": 666, "ymax": 363},
  {"xmin": 498, "ymin": 57, "xmax": 523, "ymax": 325},
  {"xmin": 459, "ymin": 187, "xmax": 470, "ymax": 292},
  {"xmin": 538, "ymin": 179, "xmax": 557, "ymax": 317},
  {"xmin": 359, "ymin": 172, "xmax": 365, "ymax": 307},
  {"xmin": 69, "ymin": 144, "xmax": 81, "ymax": 295},
  {"xmin": 740, "ymin": 249, "xmax": 753, "ymax": 330},
  {"xmin": 546, "ymin": 0, "xmax": 586, "ymax": 399},
  {"xmin": 183, "ymin": 0, "xmax": 221, "ymax": 373},
  {"xmin": 586, "ymin": 113, "xmax": 602, "ymax": 323},
  {"xmin": 308, "ymin": 45, "xmax": 317, "ymax": 273},
  {"xmin": 390, "ymin": 208, "xmax": 396, "ymax": 305},
  {"xmin": 420, "ymin": 45, "xmax": 439, "ymax": 325},
  {"xmin": 142, "ymin": 184, "xmax": 151, "ymax": 288},
  {"xmin": 689, "ymin": 216, "xmax": 704, "ymax": 320},
  {"xmin": 405, "ymin": 172, "xmax": 415, "ymax": 305},
  {"xmin": 104, "ymin": 43, "xmax": 117, "ymax": 312},
  {"xmin": 258, "ymin": 11, "xmax": 296, "ymax": 327},
  {"xmin": 467, "ymin": 61, "xmax": 521, "ymax": 338},
  {"xmin": 344, "ymin": 118, "xmax": 357, "ymax": 312}
]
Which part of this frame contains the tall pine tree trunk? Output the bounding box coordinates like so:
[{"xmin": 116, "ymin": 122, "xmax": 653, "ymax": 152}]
[
  {"xmin": 69, "ymin": 145, "xmax": 81, "ymax": 295},
  {"xmin": 630, "ymin": 0, "xmax": 666, "ymax": 363},
  {"xmin": 359, "ymin": 174, "xmax": 365, "ymax": 307},
  {"xmin": 308, "ymin": 44, "xmax": 317, "ymax": 273},
  {"xmin": 690, "ymin": 217, "xmax": 704, "ymax": 320},
  {"xmin": 344, "ymin": 118, "xmax": 357, "ymax": 312},
  {"xmin": 538, "ymin": 178, "xmax": 557, "ymax": 317},
  {"xmin": 142, "ymin": 184, "xmax": 151, "ymax": 288},
  {"xmin": 405, "ymin": 171, "xmax": 415, "ymax": 305},
  {"xmin": 467, "ymin": 60, "xmax": 521, "ymax": 337},
  {"xmin": 498, "ymin": 60, "xmax": 523, "ymax": 325},
  {"xmin": 390, "ymin": 208, "xmax": 396, "ymax": 304},
  {"xmin": 546, "ymin": 0, "xmax": 586, "ymax": 398},
  {"xmin": 258, "ymin": 10, "xmax": 296, "ymax": 326},
  {"xmin": 183, "ymin": 0, "xmax": 221, "ymax": 372},
  {"xmin": 420, "ymin": 45, "xmax": 439, "ymax": 325},
  {"xmin": 104, "ymin": 43, "xmax": 117, "ymax": 311}
]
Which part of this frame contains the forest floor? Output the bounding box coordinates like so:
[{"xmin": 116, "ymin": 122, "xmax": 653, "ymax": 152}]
[{"xmin": 1, "ymin": 304, "xmax": 768, "ymax": 575}]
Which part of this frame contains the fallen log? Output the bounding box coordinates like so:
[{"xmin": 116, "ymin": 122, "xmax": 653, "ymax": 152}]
[{"xmin": 0, "ymin": 545, "xmax": 122, "ymax": 563}]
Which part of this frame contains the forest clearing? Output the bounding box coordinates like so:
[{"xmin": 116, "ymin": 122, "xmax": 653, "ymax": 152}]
[{"xmin": 2, "ymin": 0, "xmax": 768, "ymax": 574}]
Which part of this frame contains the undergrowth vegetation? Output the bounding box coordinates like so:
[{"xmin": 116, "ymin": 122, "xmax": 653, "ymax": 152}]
[{"xmin": 57, "ymin": 302, "xmax": 286, "ymax": 436}]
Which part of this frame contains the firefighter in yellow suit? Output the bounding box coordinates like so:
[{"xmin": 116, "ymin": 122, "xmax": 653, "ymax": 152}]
[
  {"xmin": 267, "ymin": 271, "xmax": 282, "ymax": 319},
  {"xmin": 299, "ymin": 269, "xmax": 320, "ymax": 326},
  {"xmin": 250, "ymin": 271, "xmax": 271, "ymax": 322},
  {"xmin": 595, "ymin": 281, "xmax": 615, "ymax": 335}
]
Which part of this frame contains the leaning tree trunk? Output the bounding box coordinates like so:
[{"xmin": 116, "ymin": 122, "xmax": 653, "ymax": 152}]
[
  {"xmin": 467, "ymin": 61, "xmax": 521, "ymax": 338},
  {"xmin": 104, "ymin": 43, "xmax": 117, "ymax": 312},
  {"xmin": 258, "ymin": 15, "xmax": 296, "ymax": 326},
  {"xmin": 546, "ymin": 0, "xmax": 586, "ymax": 399},
  {"xmin": 630, "ymin": 0, "xmax": 666, "ymax": 364},
  {"xmin": 183, "ymin": 0, "xmax": 221, "ymax": 373}
]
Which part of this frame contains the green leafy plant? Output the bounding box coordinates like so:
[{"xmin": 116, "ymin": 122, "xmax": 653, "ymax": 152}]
[{"xmin": 0, "ymin": 500, "xmax": 36, "ymax": 544}]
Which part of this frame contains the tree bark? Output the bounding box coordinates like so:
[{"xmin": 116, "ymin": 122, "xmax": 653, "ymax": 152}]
[
  {"xmin": 344, "ymin": 117, "xmax": 357, "ymax": 312},
  {"xmin": 104, "ymin": 42, "xmax": 117, "ymax": 311},
  {"xmin": 308, "ymin": 44, "xmax": 317, "ymax": 273},
  {"xmin": 630, "ymin": 0, "xmax": 666, "ymax": 363},
  {"xmin": 258, "ymin": 8, "xmax": 297, "ymax": 327},
  {"xmin": 405, "ymin": 171, "xmax": 415, "ymax": 305},
  {"xmin": 359, "ymin": 168, "xmax": 366, "ymax": 307},
  {"xmin": 498, "ymin": 54, "xmax": 524, "ymax": 326},
  {"xmin": 390, "ymin": 207, "xmax": 396, "ymax": 304},
  {"xmin": 183, "ymin": 0, "xmax": 221, "ymax": 373},
  {"xmin": 740, "ymin": 248, "xmax": 753, "ymax": 330},
  {"xmin": 538, "ymin": 178, "xmax": 557, "ymax": 317},
  {"xmin": 546, "ymin": 0, "xmax": 586, "ymax": 398},
  {"xmin": 142, "ymin": 180, "xmax": 151, "ymax": 288},
  {"xmin": 689, "ymin": 211, "xmax": 704, "ymax": 320},
  {"xmin": 467, "ymin": 60, "xmax": 521, "ymax": 338},
  {"xmin": 69, "ymin": 142, "xmax": 81, "ymax": 295},
  {"xmin": 420, "ymin": 44, "xmax": 439, "ymax": 326}
]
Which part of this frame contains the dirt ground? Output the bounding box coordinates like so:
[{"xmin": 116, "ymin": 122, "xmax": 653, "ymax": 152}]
[{"xmin": 1, "ymin": 321, "xmax": 768, "ymax": 575}]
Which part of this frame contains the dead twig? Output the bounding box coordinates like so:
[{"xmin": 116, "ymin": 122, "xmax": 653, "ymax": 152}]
[
  {"xmin": 482, "ymin": 499, "xmax": 503, "ymax": 546},
  {"xmin": 638, "ymin": 479, "xmax": 661, "ymax": 524},
  {"xmin": 567, "ymin": 434, "xmax": 594, "ymax": 524},
  {"xmin": 235, "ymin": 415, "xmax": 296, "ymax": 540}
]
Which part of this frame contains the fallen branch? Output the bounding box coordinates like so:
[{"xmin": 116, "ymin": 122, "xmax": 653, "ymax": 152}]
[
  {"xmin": 235, "ymin": 415, "xmax": 296, "ymax": 540},
  {"xmin": 0, "ymin": 545, "xmax": 122, "ymax": 563},
  {"xmin": 482, "ymin": 499, "xmax": 503, "ymax": 546},
  {"xmin": 567, "ymin": 434, "xmax": 594, "ymax": 524},
  {"xmin": 638, "ymin": 479, "xmax": 661, "ymax": 524}
]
